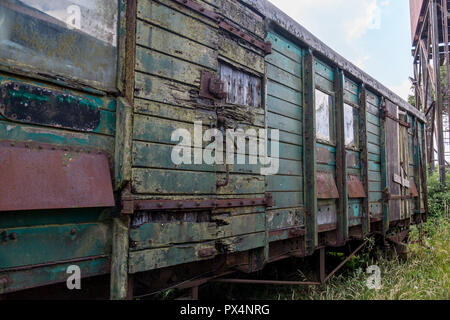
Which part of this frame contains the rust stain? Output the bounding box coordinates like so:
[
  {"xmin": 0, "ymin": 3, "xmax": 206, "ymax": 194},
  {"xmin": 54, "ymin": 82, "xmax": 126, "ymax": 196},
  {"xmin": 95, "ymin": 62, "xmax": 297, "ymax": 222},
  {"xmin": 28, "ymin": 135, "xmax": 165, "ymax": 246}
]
[
  {"xmin": 0, "ymin": 141, "xmax": 115, "ymax": 211},
  {"xmin": 347, "ymin": 175, "xmax": 366, "ymax": 198},
  {"xmin": 316, "ymin": 146, "xmax": 332, "ymax": 164},
  {"xmin": 410, "ymin": 180, "xmax": 419, "ymax": 198},
  {"xmin": 317, "ymin": 171, "xmax": 339, "ymax": 199}
]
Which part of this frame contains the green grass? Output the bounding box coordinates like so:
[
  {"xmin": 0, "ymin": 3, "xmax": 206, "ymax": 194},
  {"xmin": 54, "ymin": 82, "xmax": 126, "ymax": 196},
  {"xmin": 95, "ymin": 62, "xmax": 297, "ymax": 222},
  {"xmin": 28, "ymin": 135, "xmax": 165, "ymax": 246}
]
[{"xmin": 294, "ymin": 214, "xmax": 449, "ymax": 300}]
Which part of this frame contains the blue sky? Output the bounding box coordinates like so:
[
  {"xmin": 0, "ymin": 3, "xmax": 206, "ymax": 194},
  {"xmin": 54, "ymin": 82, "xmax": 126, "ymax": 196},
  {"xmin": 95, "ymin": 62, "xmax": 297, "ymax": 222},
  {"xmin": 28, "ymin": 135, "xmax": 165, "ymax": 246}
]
[{"xmin": 268, "ymin": 0, "xmax": 414, "ymax": 100}]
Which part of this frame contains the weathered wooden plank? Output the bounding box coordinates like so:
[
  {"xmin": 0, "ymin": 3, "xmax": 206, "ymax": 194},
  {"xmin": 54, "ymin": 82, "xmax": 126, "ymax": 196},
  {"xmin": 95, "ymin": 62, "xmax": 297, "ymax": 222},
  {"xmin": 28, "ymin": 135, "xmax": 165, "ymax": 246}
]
[
  {"xmin": 128, "ymin": 232, "xmax": 265, "ymax": 273},
  {"xmin": 267, "ymin": 140, "xmax": 303, "ymax": 161},
  {"xmin": 267, "ymin": 175, "xmax": 303, "ymax": 192},
  {"xmin": 367, "ymin": 113, "xmax": 381, "ymax": 126},
  {"xmin": 114, "ymin": 98, "xmax": 133, "ymax": 190},
  {"xmin": 315, "ymin": 74, "xmax": 334, "ymax": 93},
  {"xmin": 268, "ymin": 112, "xmax": 302, "ymax": 136},
  {"xmin": 136, "ymin": 21, "xmax": 218, "ymax": 70},
  {"xmin": 271, "ymin": 129, "xmax": 303, "ymax": 146},
  {"xmin": 369, "ymin": 181, "xmax": 382, "ymax": 192},
  {"xmin": 130, "ymin": 213, "xmax": 266, "ymax": 250},
  {"xmin": 219, "ymin": 36, "xmax": 265, "ymax": 74},
  {"xmin": 267, "ymin": 80, "xmax": 302, "ymax": 106},
  {"xmin": 134, "ymin": 72, "xmax": 195, "ymax": 107},
  {"xmin": 133, "ymin": 141, "xmax": 213, "ymax": 172},
  {"xmin": 137, "ymin": 0, "xmax": 218, "ymax": 48},
  {"xmin": 271, "ymin": 191, "xmax": 304, "ymax": 209},
  {"xmin": 369, "ymin": 192, "xmax": 383, "ymax": 202},
  {"xmin": 132, "ymin": 168, "xmax": 216, "ymax": 194},
  {"xmin": 134, "ymin": 114, "xmax": 193, "ymax": 145},
  {"xmin": 266, "ymin": 63, "xmax": 302, "ymax": 92},
  {"xmin": 367, "ymin": 122, "xmax": 380, "ymax": 136},
  {"xmin": 136, "ymin": 47, "xmax": 206, "ymax": 86},
  {"xmin": 266, "ymin": 32, "xmax": 303, "ymax": 62},
  {"xmin": 368, "ymin": 142, "xmax": 380, "ymax": 154},
  {"xmin": 277, "ymin": 159, "xmax": 303, "ymax": 176},
  {"xmin": 369, "ymin": 171, "xmax": 382, "ymax": 182},
  {"xmin": 315, "ymin": 59, "xmax": 334, "ymax": 81},
  {"xmin": 267, "ymin": 95, "xmax": 303, "ymax": 121},
  {"xmin": 110, "ymin": 216, "xmax": 130, "ymax": 300},
  {"xmin": 267, "ymin": 208, "xmax": 304, "ymax": 230},
  {"xmin": 367, "ymin": 132, "xmax": 380, "ymax": 145},
  {"xmin": 335, "ymin": 69, "xmax": 348, "ymax": 243},
  {"xmin": 216, "ymin": 174, "xmax": 265, "ymax": 195},
  {"xmin": 0, "ymin": 223, "xmax": 111, "ymax": 269},
  {"xmin": 344, "ymin": 91, "xmax": 359, "ymax": 105},
  {"xmin": 368, "ymin": 153, "xmax": 381, "ymax": 162},
  {"xmin": 0, "ymin": 121, "xmax": 115, "ymax": 154},
  {"xmin": 304, "ymin": 50, "xmax": 317, "ymax": 253},
  {"xmin": 266, "ymin": 50, "xmax": 302, "ymax": 77},
  {"xmin": 219, "ymin": 0, "xmax": 265, "ymax": 38}
]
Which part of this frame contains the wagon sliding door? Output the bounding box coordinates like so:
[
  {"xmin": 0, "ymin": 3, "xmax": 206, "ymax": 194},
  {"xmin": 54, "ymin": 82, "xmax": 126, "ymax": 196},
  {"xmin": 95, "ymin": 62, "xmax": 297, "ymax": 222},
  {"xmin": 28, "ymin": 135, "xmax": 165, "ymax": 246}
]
[{"xmin": 384, "ymin": 100, "xmax": 412, "ymax": 223}]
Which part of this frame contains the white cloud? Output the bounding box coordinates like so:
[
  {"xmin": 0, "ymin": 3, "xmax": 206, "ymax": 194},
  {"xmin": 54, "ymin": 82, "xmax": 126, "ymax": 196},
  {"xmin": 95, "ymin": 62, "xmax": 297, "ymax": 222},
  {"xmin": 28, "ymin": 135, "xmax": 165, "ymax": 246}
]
[
  {"xmin": 354, "ymin": 55, "xmax": 371, "ymax": 69},
  {"xmin": 390, "ymin": 79, "xmax": 413, "ymax": 100},
  {"xmin": 268, "ymin": 0, "xmax": 387, "ymax": 42}
]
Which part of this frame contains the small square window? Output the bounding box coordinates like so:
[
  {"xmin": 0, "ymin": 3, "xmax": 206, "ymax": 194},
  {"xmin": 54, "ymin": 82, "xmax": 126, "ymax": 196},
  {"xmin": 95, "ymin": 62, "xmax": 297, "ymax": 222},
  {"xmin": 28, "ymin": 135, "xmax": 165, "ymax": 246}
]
[
  {"xmin": 219, "ymin": 62, "xmax": 262, "ymax": 108},
  {"xmin": 315, "ymin": 89, "xmax": 334, "ymax": 143},
  {"xmin": 344, "ymin": 103, "xmax": 359, "ymax": 148}
]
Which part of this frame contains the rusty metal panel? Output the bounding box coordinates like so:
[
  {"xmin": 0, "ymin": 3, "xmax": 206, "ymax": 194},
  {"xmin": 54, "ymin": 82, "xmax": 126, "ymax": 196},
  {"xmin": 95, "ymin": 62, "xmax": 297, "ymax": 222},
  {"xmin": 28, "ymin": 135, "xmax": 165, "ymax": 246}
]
[
  {"xmin": 410, "ymin": 180, "xmax": 419, "ymax": 198},
  {"xmin": 0, "ymin": 141, "xmax": 115, "ymax": 212},
  {"xmin": 347, "ymin": 175, "xmax": 366, "ymax": 198},
  {"xmin": 317, "ymin": 171, "xmax": 339, "ymax": 199}
]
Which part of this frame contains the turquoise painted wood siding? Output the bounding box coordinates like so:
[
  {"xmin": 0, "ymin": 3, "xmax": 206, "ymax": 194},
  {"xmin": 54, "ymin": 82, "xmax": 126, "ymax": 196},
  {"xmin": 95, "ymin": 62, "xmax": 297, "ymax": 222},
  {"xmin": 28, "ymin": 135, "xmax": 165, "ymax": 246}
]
[
  {"xmin": 265, "ymin": 32, "xmax": 305, "ymax": 241},
  {"xmin": 366, "ymin": 90, "xmax": 383, "ymax": 218}
]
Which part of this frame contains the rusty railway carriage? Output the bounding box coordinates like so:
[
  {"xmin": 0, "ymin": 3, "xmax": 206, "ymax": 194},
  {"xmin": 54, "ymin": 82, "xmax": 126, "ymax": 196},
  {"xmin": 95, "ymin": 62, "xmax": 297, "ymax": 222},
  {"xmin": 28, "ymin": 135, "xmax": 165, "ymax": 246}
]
[{"xmin": 0, "ymin": 0, "xmax": 428, "ymax": 299}]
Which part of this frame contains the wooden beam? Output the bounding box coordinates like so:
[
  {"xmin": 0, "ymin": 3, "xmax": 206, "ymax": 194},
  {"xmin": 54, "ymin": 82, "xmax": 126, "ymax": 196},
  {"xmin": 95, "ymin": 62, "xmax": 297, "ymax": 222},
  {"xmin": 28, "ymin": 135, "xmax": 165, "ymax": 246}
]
[
  {"xmin": 304, "ymin": 49, "xmax": 318, "ymax": 254},
  {"xmin": 359, "ymin": 84, "xmax": 370, "ymax": 235},
  {"xmin": 335, "ymin": 69, "xmax": 348, "ymax": 244}
]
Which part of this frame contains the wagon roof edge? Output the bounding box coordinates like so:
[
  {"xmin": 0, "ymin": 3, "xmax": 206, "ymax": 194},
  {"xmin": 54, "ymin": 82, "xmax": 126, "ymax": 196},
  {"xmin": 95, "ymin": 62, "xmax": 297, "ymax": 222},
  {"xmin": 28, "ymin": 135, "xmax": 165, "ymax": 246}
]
[{"xmin": 241, "ymin": 0, "xmax": 426, "ymax": 122}]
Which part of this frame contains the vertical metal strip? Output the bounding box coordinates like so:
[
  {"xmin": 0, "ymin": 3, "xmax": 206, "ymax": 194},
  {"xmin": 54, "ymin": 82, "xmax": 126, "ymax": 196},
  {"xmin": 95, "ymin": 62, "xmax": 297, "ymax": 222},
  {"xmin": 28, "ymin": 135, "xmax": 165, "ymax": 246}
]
[
  {"xmin": 380, "ymin": 98, "xmax": 390, "ymax": 234},
  {"xmin": 335, "ymin": 69, "xmax": 348, "ymax": 243},
  {"xmin": 304, "ymin": 49, "xmax": 318, "ymax": 254},
  {"xmin": 359, "ymin": 84, "xmax": 370, "ymax": 234}
]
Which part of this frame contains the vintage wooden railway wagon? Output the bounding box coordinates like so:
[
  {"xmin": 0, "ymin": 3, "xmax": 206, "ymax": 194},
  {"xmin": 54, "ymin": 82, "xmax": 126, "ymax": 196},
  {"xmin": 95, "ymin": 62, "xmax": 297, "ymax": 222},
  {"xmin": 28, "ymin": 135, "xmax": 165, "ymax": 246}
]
[{"xmin": 0, "ymin": 0, "xmax": 428, "ymax": 299}]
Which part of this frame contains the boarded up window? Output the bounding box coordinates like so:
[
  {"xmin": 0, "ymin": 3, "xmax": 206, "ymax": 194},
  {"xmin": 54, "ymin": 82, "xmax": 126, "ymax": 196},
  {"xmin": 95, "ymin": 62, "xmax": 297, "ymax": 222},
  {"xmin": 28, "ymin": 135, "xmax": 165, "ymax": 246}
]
[
  {"xmin": 315, "ymin": 89, "xmax": 334, "ymax": 143},
  {"xmin": 219, "ymin": 63, "xmax": 262, "ymax": 108},
  {"xmin": 344, "ymin": 103, "xmax": 359, "ymax": 148}
]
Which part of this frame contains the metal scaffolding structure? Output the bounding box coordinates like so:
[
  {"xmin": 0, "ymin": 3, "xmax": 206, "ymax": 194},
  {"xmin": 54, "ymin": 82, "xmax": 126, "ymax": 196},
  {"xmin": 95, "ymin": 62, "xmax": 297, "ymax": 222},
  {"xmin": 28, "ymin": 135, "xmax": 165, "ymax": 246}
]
[{"xmin": 410, "ymin": 0, "xmax": 450, "ymax": 186}]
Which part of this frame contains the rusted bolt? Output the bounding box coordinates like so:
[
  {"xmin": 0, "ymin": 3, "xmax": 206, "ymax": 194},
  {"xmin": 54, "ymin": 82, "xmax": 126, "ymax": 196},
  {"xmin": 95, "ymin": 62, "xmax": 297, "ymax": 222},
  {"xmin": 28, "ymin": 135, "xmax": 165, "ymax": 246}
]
[
  {"xmin": 70, "ymin": 228, "xmax": 77, "ymax": 235},
  {"xmin": 130, "ymin": 240, "xmax": 137, "ymax": 248},
  {"xmin": 177, "ymin": 202, "xmax": 183, "ymax": 208},
  {"xmin": 11, "ymin": 113, "xmax": 17, "ymax": 120},
  {"xmin": 158, "ymin": 202, "xmax": 163, "ymax": 208},
  {"xmin": 196, "ymin": 202, "xmax": 201, "ymax": 207},
  {"xmin": 26, "ymin": 116, "xmax": 31, "ymax": 121},
  {"xmin": 9, "ymin": 232, "xmax": 18, "ymax": 240}
]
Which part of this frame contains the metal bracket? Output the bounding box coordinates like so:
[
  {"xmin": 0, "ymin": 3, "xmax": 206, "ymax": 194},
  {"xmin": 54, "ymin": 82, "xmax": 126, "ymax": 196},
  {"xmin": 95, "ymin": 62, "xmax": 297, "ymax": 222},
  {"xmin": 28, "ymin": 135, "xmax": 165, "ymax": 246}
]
[
  {"xmin": 200, "ymin": 71, "xmax": 226, "ymax": 100},
  {"xmin": 121, "ymin": 193, "xmax": 274, "ymax": 215}
]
